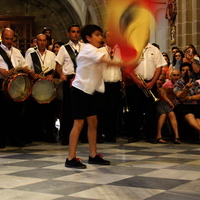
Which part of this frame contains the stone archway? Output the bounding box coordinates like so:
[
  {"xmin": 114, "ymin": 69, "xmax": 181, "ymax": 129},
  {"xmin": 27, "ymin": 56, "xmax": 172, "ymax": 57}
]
[
  {"xmin": 0, "ymin": 0, "xmax": 107, "ymax": 44},
  {"xmin": 24, "ymin": 0, "xmax": 83, "ymax": 43}
]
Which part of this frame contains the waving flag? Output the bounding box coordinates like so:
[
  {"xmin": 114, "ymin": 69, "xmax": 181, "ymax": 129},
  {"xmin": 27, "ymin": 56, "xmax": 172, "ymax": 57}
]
[{"xmin": 105, "ymin": 0, "xmax": 156, "ymax": 66}]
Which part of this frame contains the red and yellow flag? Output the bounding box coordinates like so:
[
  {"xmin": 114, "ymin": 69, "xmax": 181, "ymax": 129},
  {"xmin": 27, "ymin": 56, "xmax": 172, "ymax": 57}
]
[{"xmin": 105, "ymin": 0, "xmax": 156, "ymax": 66}]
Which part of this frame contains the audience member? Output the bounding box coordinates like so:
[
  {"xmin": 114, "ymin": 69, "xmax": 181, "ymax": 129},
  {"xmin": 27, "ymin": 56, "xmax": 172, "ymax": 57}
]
[
  {"xmin": 30, "ymin": 36, "xmax": 37, "ymax": 47},
  {"xmin": 42, "ymin": 27, "xmax": 54, "ymax": 45},
  {"xmin": 171, "ymin": 46, "xmax": 179, "ymax": 56},
  {"xmin": 174, "ymin": 62, "xmax": 200, "ymax": 141},
  {"xmin": 171, "ymin": 50, "xmax": 184, "ymax": 67},
  {"xmin": 186, "ymin": 44, "xmax": 200, "ymax": 61},
  {"xmin": 175, "ymin": 45, "xmax": 200, "ymax": 80},
  {"xmin": 25, "ymin": 36, "xmax": 37, "ymax": 57},
  {"xmin": 163, "ymin": 69, "xmax": 181, "ymax": 102},
  {"xmin": 52, "ymin": 42, "xmax": 64, "ymax": 55},
  {"xmin": 156, "ymin": 74, "xmax": 180, "ymax": 144}
]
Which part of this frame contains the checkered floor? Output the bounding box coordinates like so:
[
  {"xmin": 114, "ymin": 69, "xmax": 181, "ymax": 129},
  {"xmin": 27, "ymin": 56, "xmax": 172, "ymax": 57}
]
[{"xmin": 0, "ymin": 139, "xmax": 200, "ymax": 200}]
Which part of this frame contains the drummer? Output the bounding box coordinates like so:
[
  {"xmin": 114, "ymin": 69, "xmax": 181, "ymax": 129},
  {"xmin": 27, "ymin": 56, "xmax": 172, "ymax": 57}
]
[
  {"xmin": 0, "ymin": 28, "xmax": 35, "ymax": 148},
  {"xmin": 25, "ymin": 33, "xmax": 57, "ymax": 143}
]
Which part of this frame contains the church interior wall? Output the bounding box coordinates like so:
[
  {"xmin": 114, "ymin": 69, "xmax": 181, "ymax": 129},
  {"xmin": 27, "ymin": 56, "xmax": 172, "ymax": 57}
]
[{"xmin": 0, "ymin": 0, "xmax": 199, "ymax": 56}]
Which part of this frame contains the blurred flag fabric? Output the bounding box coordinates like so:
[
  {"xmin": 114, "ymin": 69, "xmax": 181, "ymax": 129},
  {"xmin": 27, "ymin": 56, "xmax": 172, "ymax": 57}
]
[{"xmin": 105, "ymin": 0, "xmax": 156, "ymax": 66}]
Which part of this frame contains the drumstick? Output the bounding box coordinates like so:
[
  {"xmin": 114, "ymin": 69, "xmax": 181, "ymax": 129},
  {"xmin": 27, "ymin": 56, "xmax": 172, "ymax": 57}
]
[
  {"xmin": 0, "ymin": 67, "xmax": 23, "ymax": 79},
  {"xmin": 8, "ymin": 66, "xmax": 23, "ymax": 74},
  {"xmin": 39, "ymin": 67, "xmax": 49, "ymax": 76}
]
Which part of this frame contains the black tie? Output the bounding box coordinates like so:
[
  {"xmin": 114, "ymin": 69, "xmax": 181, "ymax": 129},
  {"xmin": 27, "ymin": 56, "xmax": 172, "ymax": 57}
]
[{"xmin": 74, "ymin": 50, "xmax": 79, "ymax": 56}]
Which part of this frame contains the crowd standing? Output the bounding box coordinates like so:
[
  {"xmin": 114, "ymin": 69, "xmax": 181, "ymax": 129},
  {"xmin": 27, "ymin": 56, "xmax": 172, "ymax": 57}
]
[{"xmin": 1, "ymin": 25, "xmax": 200, "ymax": 168}]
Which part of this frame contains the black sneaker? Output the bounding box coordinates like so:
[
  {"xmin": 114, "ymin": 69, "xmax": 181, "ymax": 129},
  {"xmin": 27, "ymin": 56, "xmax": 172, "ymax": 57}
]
[
  {"xmin": 65, "ymin": 158, "xmax": 87, "ymax": 169},
  {"xmin": 88, "ymin": 154, "xmax": 110, "ymax": 165}
]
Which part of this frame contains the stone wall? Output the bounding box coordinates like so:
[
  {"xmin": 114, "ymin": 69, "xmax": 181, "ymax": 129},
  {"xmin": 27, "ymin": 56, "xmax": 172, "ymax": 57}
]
[
  {"xmin": 171, "ymin": 0, "xmax": 200, "ymax": 54},
  {"xmin": 0, "ymin": 0, "xmax": 199, "ymax": 56},
  {"xmin": 0, "ymin": 0, "xmax": 103, "ymax": 42}
]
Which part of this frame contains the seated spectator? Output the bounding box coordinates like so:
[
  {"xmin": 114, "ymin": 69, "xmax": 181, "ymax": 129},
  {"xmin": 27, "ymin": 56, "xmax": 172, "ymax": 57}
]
[
  {"xmin": 186, "ymin": 44, "xmax": 200, "ymax": 61},
  {"xmin": 171, "ymin": 50, "xmax": 184, "ymax": 67},
  {"xmin": 156, "ymin": 75, "xmax": 180, "ymax": 144},
  {"xmin": 175, "ymin": 45, "xmax": 200, "ymax": 80},
  {"xmin": 163, "ymin": 69, "xmax": 181, "ymax": 102},
  {"xmin": 174, "ymin": 62, "xmax": 200, "ymax": 141}
]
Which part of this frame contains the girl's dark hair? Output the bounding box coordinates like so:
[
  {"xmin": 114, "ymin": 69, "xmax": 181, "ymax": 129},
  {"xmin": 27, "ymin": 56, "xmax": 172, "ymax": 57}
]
[
  {"xmin": 52, "ymin": 41, "xmax": 64, "ymax": 52},
  {"xmin": 54, "ymin": 41, "xmax": 64, "ymax": 47},
  {"xmin": 172, "ymin": 50, "xmax": 184, "ymax": 66},
  {"xmin": 42, "ymin": 27, "xmax": 51, "ymax": 34},
  {"xmin": 162, "ymin": 53, "xmax": 170, "ymax": 66},
  {"xmin": 81, "ymin": 24, "xmax": 103, "ymax": 43},
  {"xmin": 30, "ymin": 36, "xmax": 36, "ymax": 43},
  {"xmin": 180, "ymin": 62, "xmax": 193, "ymax": 72}
]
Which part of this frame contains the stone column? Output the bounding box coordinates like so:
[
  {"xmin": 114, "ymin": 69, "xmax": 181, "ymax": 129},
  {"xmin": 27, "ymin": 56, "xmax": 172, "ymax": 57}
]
[{"xmin": 176, "ymin": 0, "xmax": 200, "ymax": 53}]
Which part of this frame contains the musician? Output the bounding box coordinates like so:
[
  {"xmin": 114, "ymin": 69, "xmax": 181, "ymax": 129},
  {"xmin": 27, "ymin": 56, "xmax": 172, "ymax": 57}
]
[
  {"xmin": 55, "ymin": 24, "xmax": 84, "ymax": 145},
  {"xmin": 0, "ymin": 28, "xmax": 35, "ymax": 148},
  {"xmin": 97, "ymin": 30, "xmax": 122, "ymax": 142},
  {"xmin": 25, "ymin": 33, "xmax": 57, "ymax": 143},
  {"xmin": 124, "ymin": 42, "xmax": 166, "ymax": 143}
]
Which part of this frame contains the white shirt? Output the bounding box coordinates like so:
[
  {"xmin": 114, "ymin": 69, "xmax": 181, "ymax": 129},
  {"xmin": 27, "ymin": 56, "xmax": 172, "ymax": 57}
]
[
  {"xmin": 0, "ymin": 43, "xmax": 27, "ymax": 70},
  {"xmin": 25, "ymin": 47, "xmax": 37, "ymax": 57},
  {"xmin": 55, "ymin": 40, "xmax": 84, "ymax": 75},
  {"xmin": 134, "ymin": 43, "xmax": 167, "ymax": 80},
  {"xmin": 72, "ymin": 43, "xmax": 106, "ymax": 94},
  {"xmin": 101, "ymin": 45, "xmax": 122, "ymax": 82},
  {"xmin": 25, "ymin": 49, "xmax": 56, "ymax": 72}
]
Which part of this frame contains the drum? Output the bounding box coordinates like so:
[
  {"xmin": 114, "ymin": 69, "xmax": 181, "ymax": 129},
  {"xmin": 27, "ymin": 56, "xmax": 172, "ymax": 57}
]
[
  {"xmin": 2, "ymin": 73, "xmax": 32, "ymax": 102},
  {"xmin": 32, "ymin": 78, "xmax": 57, "ymax": 104}
]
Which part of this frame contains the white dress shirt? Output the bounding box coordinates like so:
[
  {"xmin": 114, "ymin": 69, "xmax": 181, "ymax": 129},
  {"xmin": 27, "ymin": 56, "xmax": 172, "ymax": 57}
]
[
  {"xmin": 134, "ymin": 43, "xmax": 167, "ymax": 80},
  {"xmin": 25, "ymin": 49, "xmax": 56, "ymax": 72},
  {"xmin": 55, "ymin": 40, "xmax": 84, "ymax": 75},
  {"xmin": 72, "ymin": 43, "xmax": 106, "ymax": 94},
  {"xmin": 0, "ymin": 43, "xmax": 27, "ymax": 70},
  {"xmin": 101, "ymin": 45, "xmax": 122, "ymax": 82}
]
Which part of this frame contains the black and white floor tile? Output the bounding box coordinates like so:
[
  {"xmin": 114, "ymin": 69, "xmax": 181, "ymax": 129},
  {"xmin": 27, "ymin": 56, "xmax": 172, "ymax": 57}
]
[{"xmin": 0, "ymin": 139, "xmax": 200, "ymax": 200}]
